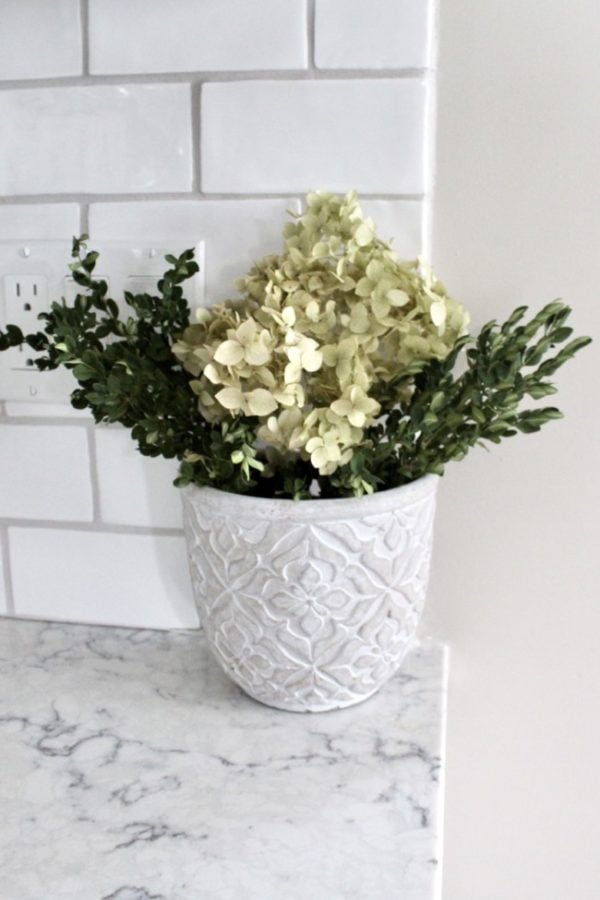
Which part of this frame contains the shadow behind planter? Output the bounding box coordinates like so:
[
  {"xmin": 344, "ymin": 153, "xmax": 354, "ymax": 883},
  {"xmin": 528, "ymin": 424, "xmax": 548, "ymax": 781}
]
[{"xmin": 182, "ymin": 474, "xmax": 438, "ymax": 712}]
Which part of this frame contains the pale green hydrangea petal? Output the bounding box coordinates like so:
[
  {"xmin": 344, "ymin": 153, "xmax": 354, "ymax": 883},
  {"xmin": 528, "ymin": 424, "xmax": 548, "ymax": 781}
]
[
  {"xmin": 173, "ymin": 189, "xmax": 470, "ymax": 476},
  {"xmin": 246, "ymin": 389, "xmax": 278, "ymax": 417},
  {"xmin": 215, "ymin": 387, "xmax": 244, "ymax": 411},
  {"xmin": 214, "ymin": 340, "xmax": 245, "ymax": 366}
]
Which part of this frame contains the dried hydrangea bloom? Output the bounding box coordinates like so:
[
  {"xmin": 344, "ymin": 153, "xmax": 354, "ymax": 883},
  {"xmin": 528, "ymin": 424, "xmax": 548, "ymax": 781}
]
[{"xmin": 172, "ymin": 191, "xmax": 470, "ymax": 474}]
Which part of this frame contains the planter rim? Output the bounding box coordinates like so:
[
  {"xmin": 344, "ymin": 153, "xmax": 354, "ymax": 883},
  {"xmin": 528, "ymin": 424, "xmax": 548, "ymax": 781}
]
[{"xmin": 181, "ymin": 473, "xmax": 438, "ymax": 522}]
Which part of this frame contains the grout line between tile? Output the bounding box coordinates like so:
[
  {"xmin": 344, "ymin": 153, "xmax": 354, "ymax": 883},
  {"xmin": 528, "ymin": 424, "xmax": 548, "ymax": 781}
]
[
  {"xmin": 307, "ymin": 0, "xmax": 317, "ymax": 71},
  {"xmin": 80, "ymin": 203, "xmax": 89, "ymax": 236},
  {"xmin": 191, "ymin": 82, "xmax": 202, "ymax": 193},
  {"xmin": 1, "ymin": 518, "xmax": 184, "ymax": 537},
  {"xmin": 0, "ymin": 526, "xmax": 15, "ymax": 615},
  {"xmin": 0, "ymin": 414, "xmax": 89, "ymax": 427},
  {"xmin": 0, "ymin": 192, "xmax": 427, "ymax": 205},
  {"xmin": 0, "ymin": 68, "xmax": 430, "ymax": 91},
  {"xmin": 80, "ymin": 0, "xmax": 90, "ymax": 76},
  {"xmin": 85, "ymin": 421, "xmax": 102, "ymax": 524}
]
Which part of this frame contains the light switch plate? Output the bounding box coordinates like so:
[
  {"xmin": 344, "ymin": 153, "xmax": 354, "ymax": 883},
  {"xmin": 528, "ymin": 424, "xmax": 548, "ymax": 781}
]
[{"xmin": 0, "ymin": 240, "xmax": 205, "ymax": 403}]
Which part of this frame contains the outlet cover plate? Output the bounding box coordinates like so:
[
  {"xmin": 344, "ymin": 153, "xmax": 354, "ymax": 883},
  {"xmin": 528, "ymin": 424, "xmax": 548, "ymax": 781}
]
[{"xmin": 0, "ymin": 240, "xmax": 205, "ymax": 403}]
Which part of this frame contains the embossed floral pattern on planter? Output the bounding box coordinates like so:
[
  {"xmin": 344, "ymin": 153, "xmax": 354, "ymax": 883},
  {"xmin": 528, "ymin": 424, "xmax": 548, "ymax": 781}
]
[{"xmin": 182, "ymin": 475, "xmax": 438, "ymax": 712}]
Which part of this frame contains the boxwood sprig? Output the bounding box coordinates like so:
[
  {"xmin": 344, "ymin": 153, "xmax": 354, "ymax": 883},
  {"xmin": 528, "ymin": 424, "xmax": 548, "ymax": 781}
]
[
  {"xmin": 0, "ymin": 237, "xmax": 259, "ymax": 490},
  {"xmin": 327, "ymin": 301, "xmax": 591, "ymax": 494}
]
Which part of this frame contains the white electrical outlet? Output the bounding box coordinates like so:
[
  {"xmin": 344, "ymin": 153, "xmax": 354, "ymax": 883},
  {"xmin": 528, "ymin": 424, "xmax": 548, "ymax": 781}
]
[
  {"xmin": 0, "ymin": 240, "xmax": 205, "ymax": 403},
  {"xmin": 4, "ymin": 274, "xmax": 48, "ymax": 317},
  {"xmin": 3, "ymin": 274, "xmax": 50, "ymax": 372}
]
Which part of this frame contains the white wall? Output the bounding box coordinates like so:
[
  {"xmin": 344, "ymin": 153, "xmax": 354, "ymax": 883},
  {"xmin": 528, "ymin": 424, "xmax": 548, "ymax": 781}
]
[
  {"xmin": 431, "ymin": 1, "xmax": 600, "ymax": 897},
  {"xmin": 0, "ymin": 1, "xmax": 433, "ymax": 628}
]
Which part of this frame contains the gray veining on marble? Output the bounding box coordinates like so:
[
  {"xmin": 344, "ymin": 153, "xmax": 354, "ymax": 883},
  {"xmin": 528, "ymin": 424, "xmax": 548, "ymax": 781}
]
[{"xmin": 0, "ymin": 618, "xmax": 447, "ymax": 900}]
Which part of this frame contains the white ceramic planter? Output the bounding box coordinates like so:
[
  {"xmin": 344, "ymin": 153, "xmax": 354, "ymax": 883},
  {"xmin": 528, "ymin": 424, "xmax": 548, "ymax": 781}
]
[{"xmin": 182, "ymin": 474, "xmax": 438, "ymax": 713}]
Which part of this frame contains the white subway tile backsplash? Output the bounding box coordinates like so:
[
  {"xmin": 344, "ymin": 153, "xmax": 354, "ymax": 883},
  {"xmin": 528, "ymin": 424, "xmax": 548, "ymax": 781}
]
[
  {"xmin": 201, "ymin": 80, "xmax": 428, "ymax": 194},
  {"xmin": 89, "ymin": 0, "xmax": 307, "ymax": 74},
  {"xmin": 0, "ymin": 85, "xmax": 193, "ymax": 196},
  {"xmin": 359, "ymin": 199, "xmax": 426, "ymax": 258},
  {"xmin": 0, "ymin": 424, "xmax": 93, "ymax": 522},
  {"xmin": 9, "ymin": 528, "xmax": 198, "ymax": 629},
  {"xmin": 315, "ymin": 0, "xmax": 433, "ymax": 70},
  {"xmin": 0, "ymin": 0, "xmax": 82, "ymax": 80},
  {"xmin": 0, "ymin": 204, "xmax": 80, "ymax": 240},
  {"xmin": 89, "ymin": 199, "xmax": 301, "ymax": 303},
  {"xmin": 4, "ymin": 403, "xmax": 90, "ymax": 418},
  {"xmin": 0, "ymin": 0, "xmax": 438, "ymax": 630},
  {"xmin": 95, "ymin": 427, "xmax": 182, "ymax": 529}
]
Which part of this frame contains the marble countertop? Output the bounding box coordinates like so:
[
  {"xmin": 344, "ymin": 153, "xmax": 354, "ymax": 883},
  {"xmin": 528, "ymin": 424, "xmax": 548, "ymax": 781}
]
[{"xmin": 0, "ymin": 618, "xmax": 447, "ymax": 900}]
